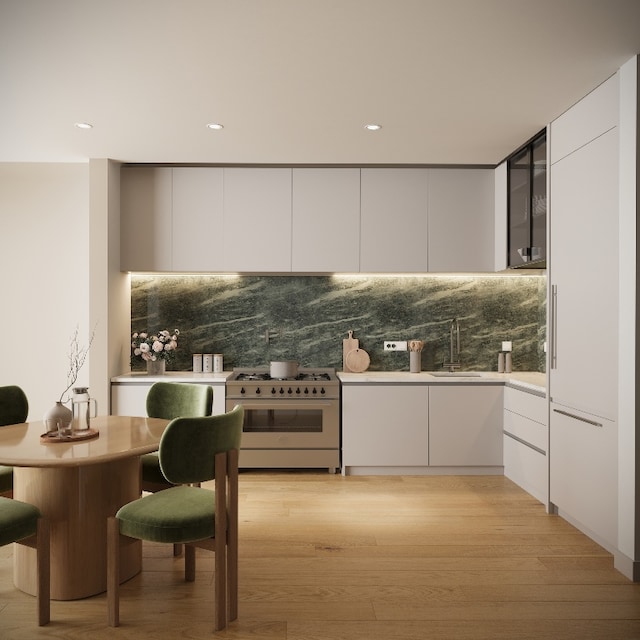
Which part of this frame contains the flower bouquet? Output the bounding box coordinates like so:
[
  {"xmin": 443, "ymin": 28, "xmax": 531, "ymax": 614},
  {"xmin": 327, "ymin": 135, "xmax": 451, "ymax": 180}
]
[{"xmin": 131, "ymin": 329, "xmax": 179, "ymax": 369}]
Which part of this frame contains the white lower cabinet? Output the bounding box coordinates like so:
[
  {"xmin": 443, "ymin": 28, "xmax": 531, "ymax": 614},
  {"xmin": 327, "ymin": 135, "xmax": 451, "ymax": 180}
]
[
  {"xmin": 342, "ymin": 385, "xmax": 429, "ymax": 469},
  {"xmin": 111, "ymin": 379, "xmax": 227, "ymax": 417},
  {"xmin": 502, "ymin": 386, "xmax": 548, "ymax": 505},
  {"xmin": 341, "ymin": 383, "xmax": 504, "ymax": 474},
  {"xmin": 428, "ymin": 385, "xmax": 503, "ymax": 467}
]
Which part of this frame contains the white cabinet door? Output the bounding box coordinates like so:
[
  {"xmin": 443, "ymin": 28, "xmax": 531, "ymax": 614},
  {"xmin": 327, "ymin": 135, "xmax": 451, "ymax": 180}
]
[
  {"xmin": 549, "ymin": 128, "xmax": 619, "ymax": 421},
  {"xmin": 342, "ymin": 385, "xmax": 428, "ymax": 467},
  {"xmin": 172, "ymin": 167, "xmax": 224, "ymax": 271},
  {"xmin": 427, "ymin": 169, "xmax": 495, "ymax": 272},
  {"xmin": 550, "ymin": 73, "xmax": 619, "ymax": 164},
  {"xmin": 291, "ymin": 168, "xmax": 360, "ymax": 272},
  {"xmin": 222, "ymin": 168, "xmax": 292, "ymax": 272},
  {"xmin": 429, "ymin": 385, "xmax": 503, "ymax": 466},
  {"xmin": 360, "ymin": 168, "xmax": 429, "ymax": 272},
  {"xmin": 120, "ymin": 167, "xmax": 172, "ymax": 271},
  {"xmin": 549, "ymin": 403, "xmax": 617, "ymax": 546},
  {"xmin": 494, "ymin": 162, "xmax": 508, "ymax": 271}
]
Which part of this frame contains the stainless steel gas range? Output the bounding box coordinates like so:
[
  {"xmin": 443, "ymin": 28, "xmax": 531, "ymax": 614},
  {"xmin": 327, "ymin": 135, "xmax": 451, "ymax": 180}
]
[{"xmin": 225, "ymin": 368, "xmax": 340, "ymax": 473}]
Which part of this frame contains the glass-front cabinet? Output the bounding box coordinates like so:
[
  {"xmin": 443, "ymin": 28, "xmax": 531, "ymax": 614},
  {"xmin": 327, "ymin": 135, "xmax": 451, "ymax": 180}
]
[{"xmin": 507, "ymin": 130, "xmax": 547, "ymax": 268}]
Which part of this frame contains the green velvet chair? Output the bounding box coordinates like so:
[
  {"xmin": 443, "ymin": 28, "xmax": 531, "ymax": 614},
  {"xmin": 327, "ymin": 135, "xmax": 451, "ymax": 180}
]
[
  {"xmin": 0, "ymin": 385, "xmax": 29, "ymax": 497},
  {"xmin": 0, "ymin": 497, "xmax": 50, "ymax": 625},
  {"xmin": 107, "ymin": 404, "xmax": 243, "ymax": 631},
  {"xmin": 141, "ymin": 382, "xmax": 214, "ymax": 494}
]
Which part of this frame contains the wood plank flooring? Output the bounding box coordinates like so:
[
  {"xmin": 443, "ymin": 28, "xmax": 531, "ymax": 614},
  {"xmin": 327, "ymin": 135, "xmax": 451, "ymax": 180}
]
[{"xmin": 1, "ymin": 472, "xmax": 639, "ymax": 639}]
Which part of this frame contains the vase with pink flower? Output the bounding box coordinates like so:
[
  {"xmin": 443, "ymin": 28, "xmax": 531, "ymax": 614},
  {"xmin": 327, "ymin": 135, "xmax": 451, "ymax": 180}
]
[{"xmin": 131, "ymin": 329, "xmax": 179, "ymax": 375}]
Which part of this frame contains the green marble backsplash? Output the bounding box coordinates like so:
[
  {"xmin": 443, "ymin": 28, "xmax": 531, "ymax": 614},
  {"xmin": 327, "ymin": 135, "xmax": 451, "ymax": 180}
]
[{"xmin": 131, "ymin": 274, "xmax": 546, "ymax": 373}]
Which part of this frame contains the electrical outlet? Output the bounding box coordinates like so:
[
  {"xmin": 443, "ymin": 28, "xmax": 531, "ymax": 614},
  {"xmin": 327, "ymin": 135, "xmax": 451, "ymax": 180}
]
[{"xmin": 384, "ymin": 340, "xmax": 407, "ymax": 351}]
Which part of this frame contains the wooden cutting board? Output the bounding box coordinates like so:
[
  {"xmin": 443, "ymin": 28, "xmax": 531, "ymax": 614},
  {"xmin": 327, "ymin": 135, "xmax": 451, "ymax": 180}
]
[
  {"xmin": 343, "ymin": 330, "xmax": 360, "ymax": 372},
  {"xmin": 346, "ymin": 348, "xmax": 370, "ymax": 373}
]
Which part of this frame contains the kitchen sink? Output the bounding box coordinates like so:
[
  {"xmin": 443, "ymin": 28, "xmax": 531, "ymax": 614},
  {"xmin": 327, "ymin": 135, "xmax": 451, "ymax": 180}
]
[{"xmin": 429, "ymin": 371, "xmax": 483, "ymax": 377}]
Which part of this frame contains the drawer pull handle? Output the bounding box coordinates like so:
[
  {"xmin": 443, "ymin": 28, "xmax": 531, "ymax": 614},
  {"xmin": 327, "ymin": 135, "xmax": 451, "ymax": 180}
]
[{"xmin": 553, "ymin": 408, "xmax": 602, "ymax": 428}]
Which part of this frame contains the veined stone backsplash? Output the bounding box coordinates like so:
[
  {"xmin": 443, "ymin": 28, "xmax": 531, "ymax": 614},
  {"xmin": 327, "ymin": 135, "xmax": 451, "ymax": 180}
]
[{"xmin": 131, "ymin": 274, "xmax": 546, "ymax": 373}]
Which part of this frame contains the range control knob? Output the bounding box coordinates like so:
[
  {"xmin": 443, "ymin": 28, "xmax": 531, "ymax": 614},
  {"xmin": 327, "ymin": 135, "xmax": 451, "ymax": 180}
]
[
  {"xmin": 279, "ymin": 387, "xmax": 285, "ymax": 395},
  {"xmin": 304, "ymin": 387, "xmax": 309, "ymax": 395},
  {"xmin": 288, "ymin": 387, "xmax": 293, "ymax": 395},
  {"xmin": 312, "ymin": 387, "xmax": 318, "ymax": 395},
  {"xmin": 271, "ymin": 387, "xmax": 277, "ymax": 395},
  {"xmin": 321, "ymin": 387, "xmax": 326, "ymax": 395},
  {"xmin": 296, "ymin": 387, "xmax": 301, "ymax": 394},
  {"xmin": 240, "ymin": 387, "xmax": 246, "ymax": 395},
  {"xmin": 255, "ymin": 387, "xmax": 261, "ymax": 395}
]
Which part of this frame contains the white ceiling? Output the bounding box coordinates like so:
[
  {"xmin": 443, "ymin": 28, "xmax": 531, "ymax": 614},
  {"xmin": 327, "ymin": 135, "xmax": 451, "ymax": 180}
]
[{"xmin": 2, "ymin": 0, "xmax": 640, "ymax": 166}]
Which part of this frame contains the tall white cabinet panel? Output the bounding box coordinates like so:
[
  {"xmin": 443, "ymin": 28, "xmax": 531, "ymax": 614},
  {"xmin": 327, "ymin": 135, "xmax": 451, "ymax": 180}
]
[
  {"xmin": 548, "ymin": 73, "xmax": 619, "ymax": 552},
  {"xmin": 427, "ymin": 169, "xmax": 495, "ymax": 272},
  {"xmin": 291, "ymin": 168, "xmax": 360, "ymax": 272},
  {"xmin": 428, "ymin": 385, "xmax": 503, "ymax": 466},
  {"xmin": 342, "ymin": 385, "xmax": 428, "ymax": 467},
  {"xmin": 549, "ymin": 128, "xmax": 619, "ymax": 420},
  {"xmin": 222, "ymin": 168, "xmax": 292, "ymax": 272},
  {"xmin": 172, "ymin": 168, "xmax": 224, "ymax": 271},
  {"xmin": 121, "ymin": 167, "xmax": 172, "ymax": 271},
  {"xmin": 360, "ymin": 169, "xmax": 429, "ymax": 272}
]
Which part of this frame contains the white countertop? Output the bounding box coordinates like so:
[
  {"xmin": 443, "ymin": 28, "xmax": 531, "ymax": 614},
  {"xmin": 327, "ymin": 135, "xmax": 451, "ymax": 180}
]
[
  {"xmin": 111, "ymin": 371, "xmax": 234, "ymax": 384},
  {"xmin": 337, "ymin": 370, "xmax": 546, "ymax": 394}
]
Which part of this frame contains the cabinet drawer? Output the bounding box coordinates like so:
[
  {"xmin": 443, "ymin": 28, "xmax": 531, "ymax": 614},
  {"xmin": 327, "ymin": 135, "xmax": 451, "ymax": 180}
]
[
  {"xmin": 503, "ymin": 409, "xmax": 547, "ymax": 453},
  {"xmin": 503, "ymin": 435, "xmax": 547, "ymax": 504},
  {"xmin": 504, "ymin": 386, "xmax": 547, "ymax": 425}
]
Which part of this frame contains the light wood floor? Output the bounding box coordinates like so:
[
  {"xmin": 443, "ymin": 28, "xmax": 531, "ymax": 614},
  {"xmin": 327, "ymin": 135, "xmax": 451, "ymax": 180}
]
[{"xmin": 1, "ymin": 472, "xmax": 639, "ymax": 639}]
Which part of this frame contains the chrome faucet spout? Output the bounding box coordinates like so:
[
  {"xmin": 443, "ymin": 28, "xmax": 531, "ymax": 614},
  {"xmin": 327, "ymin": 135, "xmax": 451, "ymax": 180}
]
[{"xmin": 443, "ymin": 318, "xmax": 461, "ymax": 371}]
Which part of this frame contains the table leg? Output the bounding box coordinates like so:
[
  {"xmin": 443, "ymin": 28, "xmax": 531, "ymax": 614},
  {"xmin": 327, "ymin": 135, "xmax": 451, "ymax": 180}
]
[{"xmin": 13, "ymin": 457, "xmax": 142, "ymax": 600}]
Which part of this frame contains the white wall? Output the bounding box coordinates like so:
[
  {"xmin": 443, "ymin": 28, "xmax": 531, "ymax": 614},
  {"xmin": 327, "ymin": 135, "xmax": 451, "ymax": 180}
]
[{"xmin": 0, "ymin": 163, "xmax": 90, "ymax": 420}]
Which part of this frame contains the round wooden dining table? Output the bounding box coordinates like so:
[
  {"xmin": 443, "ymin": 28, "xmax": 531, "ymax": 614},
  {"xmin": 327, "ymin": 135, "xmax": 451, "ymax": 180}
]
[{"xmin": 0, "ymin": 415, "xmax": 169, "ymax": 600}]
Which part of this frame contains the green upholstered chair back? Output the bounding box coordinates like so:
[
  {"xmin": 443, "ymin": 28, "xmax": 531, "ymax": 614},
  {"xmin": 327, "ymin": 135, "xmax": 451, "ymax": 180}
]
[
  {"xmin": 146, "ymin": 382, "xmax": 213, "ymax": 420},
  {"xmin": 159, "ymin": 405, "xmax": 243, "ymax": 486},
  {"xmin": 0, "ymin": 385, "xmax": 28, "ymax": 427}
]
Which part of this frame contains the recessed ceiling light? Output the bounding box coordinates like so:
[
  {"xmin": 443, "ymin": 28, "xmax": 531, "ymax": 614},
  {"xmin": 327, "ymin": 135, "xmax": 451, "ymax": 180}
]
[
  {"xmin": 206, "ymin": 123, "xmax": 224, "ymax": 130},
  {"xmin": 74, "ymin": 122, "xmax": 93, "ymax": 129},
  {"xmin": 364, "ymin": 124, "xmax": 382, "ymax": 131}
]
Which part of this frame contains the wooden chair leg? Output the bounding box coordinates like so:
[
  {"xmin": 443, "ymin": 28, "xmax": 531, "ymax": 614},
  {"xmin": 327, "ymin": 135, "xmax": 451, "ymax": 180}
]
[
  {"xmin": 36, "ymin": 517, "xmax": 50, "ymax": 626},
  {"xmin": 173, "ymin": 543, "xmax": 183, "ymax": 556},
  {"xmin": 107, "ymin": 517, "xmax": 120, "ymax": 627},
  {"xmin": 228, "ymin": 451, "xmax": 239, "ymax": 622},
  {"xmin": 185, "ymin": 544, "xmax": 196, "ymax": 581}
]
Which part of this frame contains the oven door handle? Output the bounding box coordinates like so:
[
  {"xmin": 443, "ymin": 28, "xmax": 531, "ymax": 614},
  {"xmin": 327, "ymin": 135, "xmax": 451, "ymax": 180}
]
[{"xmin": 227, "ymin": 400, "xmax": 335, "ymax": 410}]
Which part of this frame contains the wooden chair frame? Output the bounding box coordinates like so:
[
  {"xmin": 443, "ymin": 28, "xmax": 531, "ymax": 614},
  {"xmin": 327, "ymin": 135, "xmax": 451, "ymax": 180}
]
[{"xmin": 107, "ymin": 447, "xmax": 239, "ymax": 631}]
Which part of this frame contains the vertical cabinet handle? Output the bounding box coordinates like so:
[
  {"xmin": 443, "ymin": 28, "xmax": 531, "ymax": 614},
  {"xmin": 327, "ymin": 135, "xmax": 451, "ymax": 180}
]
[{"xmin": 550, "ymin": 284, "xmax": 558, "ymax": 369}]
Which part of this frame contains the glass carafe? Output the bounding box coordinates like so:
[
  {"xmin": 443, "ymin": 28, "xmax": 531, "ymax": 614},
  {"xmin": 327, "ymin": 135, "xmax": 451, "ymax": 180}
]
[{"xmin": 71, "ymin": 387, "xmax": 98, "ymax": 432}]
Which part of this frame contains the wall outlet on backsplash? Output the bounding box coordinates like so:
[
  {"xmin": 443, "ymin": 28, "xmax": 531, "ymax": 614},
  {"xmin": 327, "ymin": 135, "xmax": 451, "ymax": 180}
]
[{"xmin": 384, "ymin": 341, "xmax": 407, "ymax": 351}]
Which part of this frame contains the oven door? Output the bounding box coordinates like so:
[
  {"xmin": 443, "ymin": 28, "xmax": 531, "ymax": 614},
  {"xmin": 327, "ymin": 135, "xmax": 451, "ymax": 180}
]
[{"xmin": 225, "ymin": 398, "xmax": 338, "ymax": 449}]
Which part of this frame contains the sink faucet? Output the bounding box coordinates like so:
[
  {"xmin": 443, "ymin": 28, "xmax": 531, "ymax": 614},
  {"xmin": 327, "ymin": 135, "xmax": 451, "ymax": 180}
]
[{"xmin": 443, "ymin": 318, "xmax": 461, "ymax": 372}]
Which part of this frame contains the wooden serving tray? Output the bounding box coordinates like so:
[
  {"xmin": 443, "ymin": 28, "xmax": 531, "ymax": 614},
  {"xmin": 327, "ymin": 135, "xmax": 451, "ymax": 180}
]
[{"xmin": 40, "ymin": 428, "xmax": 99, "ymax": 443}]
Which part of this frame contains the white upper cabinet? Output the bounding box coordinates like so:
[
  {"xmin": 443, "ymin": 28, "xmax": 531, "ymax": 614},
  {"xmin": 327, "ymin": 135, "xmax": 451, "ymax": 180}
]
[
  {"xmin": 222, "ymin": 168, "xmax": 293, "ymax": 272},
  {"xmin": 172, "ymin": 168, "xmax": 224, "ymax": 272},
  {"xmin": 427, "ymin": 169, "xmax": 495, "ymax": 272},
  {"xmin": 360, "ymin": 168, "xmax": 429, "ymax": 272},
  {"xmin": 494, "ymin": 162, "xmax": 508, "ymax": 271},
  {"xmin": 121, "ymin": 167, "xmax": 172, "ymax": 271},
  {"xmin": 121, "ymin": 166, "xmax": 498, "ymax": 274},
  {"xmin": 291, "ymin": 168, "xmax": 360, "ymax": 272},
  {"xmin": 550, "ymin": 73, "xmax": 619, "ymax": 164}
]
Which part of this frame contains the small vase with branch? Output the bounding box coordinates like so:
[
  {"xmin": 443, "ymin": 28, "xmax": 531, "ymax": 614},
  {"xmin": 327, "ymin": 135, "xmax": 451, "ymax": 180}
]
[{"xmin": 43, "ymin": 327, "xmax": 95, "ymax": 437}]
